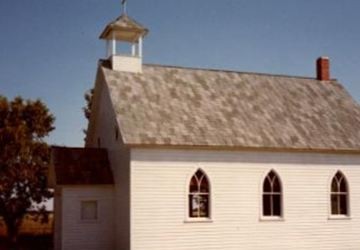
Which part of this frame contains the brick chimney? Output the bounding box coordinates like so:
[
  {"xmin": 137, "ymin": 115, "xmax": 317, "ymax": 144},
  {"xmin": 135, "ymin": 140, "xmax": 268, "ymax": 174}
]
[{"xmin": 316, "ymin": 57, "xmax": 330, "ymax": 81}]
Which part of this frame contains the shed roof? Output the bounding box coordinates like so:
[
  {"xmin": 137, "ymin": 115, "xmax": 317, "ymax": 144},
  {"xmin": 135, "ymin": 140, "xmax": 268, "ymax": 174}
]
[
  {"xmin": 100, "ymin": 63, "xmax": 360, "ymax": 152},
  {"xmin": 51, "ymin": 146, "xmax": 114, "ymax": 185}
]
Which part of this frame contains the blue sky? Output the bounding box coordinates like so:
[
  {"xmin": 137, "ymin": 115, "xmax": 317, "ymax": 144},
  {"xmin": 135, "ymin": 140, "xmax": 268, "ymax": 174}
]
[{"xmin": 1, "ymin": 0, "xmax": 359, "ymax": 147}]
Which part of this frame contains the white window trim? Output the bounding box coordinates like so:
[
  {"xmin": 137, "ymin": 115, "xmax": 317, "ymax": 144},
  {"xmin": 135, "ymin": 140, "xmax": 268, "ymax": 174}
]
[
  {"xmin": 185, "ymin": 167, "xmax": 212, "ymax": 223},
  {"xmin": 259, "ymin": 169, "xmax": 284, "ymax": 221},
  {"xmin": 328, "ymin": 214, "xmax": 351, "ymax": 220},
  {"xmin": 328, "ymin": 170, "xmax": 351, "ymax": 219},
  {"xmin": 259, "ymin": 215, "xmax": 284, "ymax": 222}
]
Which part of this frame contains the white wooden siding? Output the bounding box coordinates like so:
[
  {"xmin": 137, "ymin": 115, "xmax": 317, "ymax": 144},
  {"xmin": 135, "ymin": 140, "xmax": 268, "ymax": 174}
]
[
  {"xmin": 60, "ymin": 186, "xmax": 115, "ymax": 250},
  {"xmin": 87, "ymin": 72, "xmax": 131, "ymax": 250},
  {"xmin": 130, "ymin": 149, "xmax": 360, "ymax": 250}
]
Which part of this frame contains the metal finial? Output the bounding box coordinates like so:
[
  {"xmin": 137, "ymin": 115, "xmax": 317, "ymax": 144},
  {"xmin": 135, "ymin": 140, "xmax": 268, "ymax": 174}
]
[{"xmin": 121, "ymin": 0, "xmax": 127, "ymax": 15}]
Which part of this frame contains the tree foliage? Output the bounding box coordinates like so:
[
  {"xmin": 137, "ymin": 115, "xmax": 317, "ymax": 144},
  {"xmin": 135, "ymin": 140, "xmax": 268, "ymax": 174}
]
[
  {"xmin": 82, "ymin": 88, "xmax": 94, "ymax": 139},
  {"xmin": 0, "ymin": 96, "xmax": 55, "ymax": 243},
  {"xmin": 83, "ymin": 88, "xmax": 94, "ymax": 121}
]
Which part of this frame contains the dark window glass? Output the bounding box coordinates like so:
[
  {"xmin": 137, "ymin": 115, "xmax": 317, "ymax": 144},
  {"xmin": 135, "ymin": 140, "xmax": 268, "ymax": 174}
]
[
  {"xmin": 189, "ymin": 176, "xmax": 198, "ymax": 193},
  {"xmin": 263, "ymin": 178, "xmax": 271, "ymax": 192},
  {"xmin": 189, "ymin": 194, "xmax": 197, "ymax": 217},
  {"xmin": 195, "ymin": 170, "xmax": 203, "ymax": 179},
  {"xmin": 268, "ymin": 171, "xmax": 275, "ymax": 180},
  {"xmin": 262, "ymin": 170, "xmax": 282, "ymax": 217},
  {"xmin": 331, "ymin": 178, "xmax": 338, "ymax": 192},
  {"xmin": 263, "ymin": 194, "xmax": 271, "ymax": 216},
  {"xmin": 335, "ymin": 172, "xmax": 343, "ymax": 180},
  {"xmin": 273, "ymin": 177, "xmax": 281, "ymax": 192},
  {"xmin": 273, "ymin": 195, "xmax": 282, "ymax": 216},
  {"xmin": 200, "ymin": 177, "xmax": 209, "ymax": 192},
  {"xmin": 340, "ymin": 179, "xmax": 347, "ymax": 192},
  {"xmin": 331, "ymin": 194, "xmax": 338, "ymax": 214},
  {"xmin": 339, "ymin": 195, "xmax": 348, "ymax": 215},
  {"xmin": 198, "ymin": 195, "xmax": 209, "ymax": 217},
  {"xmin": 330, "ymin": 171, "xmax": 349, "ymax": 216}
]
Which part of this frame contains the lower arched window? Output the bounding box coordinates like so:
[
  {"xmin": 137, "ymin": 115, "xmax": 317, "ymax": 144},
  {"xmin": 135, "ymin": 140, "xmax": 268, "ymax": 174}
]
[
  {"xmin": 331, "ymin": 171, "xmax": 349, "ymax": 216},
  {"xmin": 263, "ymin": 170, "xmax": 282, "ymax": 217},
  {"xmin": 189, "ymin": 169, "xmax": 210, "ymax": 218}
]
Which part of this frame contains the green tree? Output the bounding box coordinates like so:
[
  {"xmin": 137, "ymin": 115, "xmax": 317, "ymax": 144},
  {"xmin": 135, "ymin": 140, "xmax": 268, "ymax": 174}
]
[
  {"xmin": 82, "ymin": 88, "xmax": 94, "ymax": 141},
  {"xmin": 0, "ymin": 96, "xmax": 55, "ymax": 244},
  {"xmin": 83, "ymin": 88, "xmax": 94, "ymax": 121}
]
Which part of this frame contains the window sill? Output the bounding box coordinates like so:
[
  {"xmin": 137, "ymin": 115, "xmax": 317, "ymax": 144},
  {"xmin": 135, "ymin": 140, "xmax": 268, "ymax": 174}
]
[
  {"xmin": 328, "ymin": 215, "xmax": 351, "ymax": 220},
  {"xmin": 259, "ymin": 216, "xmax": 284, "ymax": 222},
  {"xmin": 184, "ymin": 218, "xmax": 213, "ymax": 223}
]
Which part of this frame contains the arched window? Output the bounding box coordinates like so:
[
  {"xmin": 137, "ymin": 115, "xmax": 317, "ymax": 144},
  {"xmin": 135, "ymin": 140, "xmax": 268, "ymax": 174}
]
[
  {"xmin": 263, "ymin": 170, "xmax": 282, "ymax": 217},
  {"xmin": 189, "ymin": 169, "xmax": 210, "ymax": 218},
  {"xmin": 331, "ymin": 171, "xmax": 349, "ymax": 215}
]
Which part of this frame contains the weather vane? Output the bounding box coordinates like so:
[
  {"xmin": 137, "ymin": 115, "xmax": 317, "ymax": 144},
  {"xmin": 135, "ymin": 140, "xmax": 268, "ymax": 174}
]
[{"xmin": 121, "ymin": 0, "xmax": 127, "ymax": 15}]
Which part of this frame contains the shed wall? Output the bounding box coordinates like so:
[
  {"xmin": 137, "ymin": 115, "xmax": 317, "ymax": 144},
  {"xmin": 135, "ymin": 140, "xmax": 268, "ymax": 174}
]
[{"xmin": 60, "ymin": 186, "xmax": 115, "ymax": 250}]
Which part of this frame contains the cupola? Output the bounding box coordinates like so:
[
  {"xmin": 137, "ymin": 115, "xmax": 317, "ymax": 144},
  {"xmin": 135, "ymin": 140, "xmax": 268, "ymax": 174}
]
[{"xmin": 99, "ymin": 7, "xmax": 148, "ymax": 73}]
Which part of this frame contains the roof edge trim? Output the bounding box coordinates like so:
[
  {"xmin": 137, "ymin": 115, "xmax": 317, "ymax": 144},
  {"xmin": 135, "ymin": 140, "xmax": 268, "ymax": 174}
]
[{"xmin": 124, "ymin": 143, "xmax": 360, "ymax": 155}]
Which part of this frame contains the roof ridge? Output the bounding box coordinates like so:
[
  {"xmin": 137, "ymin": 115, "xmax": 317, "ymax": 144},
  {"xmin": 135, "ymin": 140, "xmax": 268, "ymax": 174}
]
[{"xmin": 143, "ymin": 63, "xmax": 338, "ymax": 81}]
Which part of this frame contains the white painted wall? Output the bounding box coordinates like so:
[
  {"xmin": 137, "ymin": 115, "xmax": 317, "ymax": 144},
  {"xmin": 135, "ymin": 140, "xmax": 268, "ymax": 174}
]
[
  {"xmin": 111, "ymin": 55, "xmax": 142, "ymax": 73},
  {"xmin": 130, "ymin": 149, "xmax": 360, "ymax": 250},
  {"xmin": 86, "ymin": 69, "xmax": 131, "ymax": 250},
  {"xmin": 60, "ymin": 186, "xmax": 115, "ymax": 250}
]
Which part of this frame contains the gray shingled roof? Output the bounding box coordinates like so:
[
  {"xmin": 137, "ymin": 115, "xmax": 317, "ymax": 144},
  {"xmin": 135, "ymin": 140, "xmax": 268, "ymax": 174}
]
[{"xmin": 101, "ymin": 63, "xmax": 360, "ymax": 151}]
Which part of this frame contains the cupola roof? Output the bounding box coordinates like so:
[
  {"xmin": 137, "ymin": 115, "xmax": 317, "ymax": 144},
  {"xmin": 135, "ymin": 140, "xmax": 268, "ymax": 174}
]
[{"xmin": 99, "ymin": 14, "xmax": 148, "ymax": 42}]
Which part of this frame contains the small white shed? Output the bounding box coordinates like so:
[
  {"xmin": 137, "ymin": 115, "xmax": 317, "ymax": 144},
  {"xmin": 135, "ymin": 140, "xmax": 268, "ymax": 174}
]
[{"xmin": 50, "ymin": 147, "xmax": 115, "ymax": 250}]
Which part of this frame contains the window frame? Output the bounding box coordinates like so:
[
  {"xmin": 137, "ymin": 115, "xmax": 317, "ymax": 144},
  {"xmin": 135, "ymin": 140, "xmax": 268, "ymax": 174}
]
[
  {"xmin": 260, "ymin": 170, "xmax": 284, "ymax": 221},
  {"xmin": 329, "ymin": 171, "xmax": 351, "ymax": 220},
  {"xmin": 80, "ymin": 200, "xmax": 99, "ymax": 222},
  {"xmin": 185, "ymin": 168, "xmax": 212, "ymax": 223}
]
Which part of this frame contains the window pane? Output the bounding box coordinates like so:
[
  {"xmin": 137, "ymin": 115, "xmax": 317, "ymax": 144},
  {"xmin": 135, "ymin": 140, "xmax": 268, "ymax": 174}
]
[
  {"xmin": 331, "ymin": 194, "xmax": 339, "ymax": 215},
  {"xmin": 339, "ymin": 194, "xmax": 348, "ymax": 215},
  {"xmin": 331, "ymin": 178, "xmax": 338, "ymax": 192},
  {"xmin": 200, "ymin": 176, "xmax": 209, "ymax": 192},
  {"xmin": 198, "ymin": 194, "xmax": 209, "ymax": 218},
  {"xmin": 263, "ymin": 194, "xmax": 271, "ymax": 216},
  {"xmin": 273, "ymin": 176, "xmax": 281, "ymax": 192},
  {"xmin": 268, "ymin": 171, "xmax": 276, "ymax": 180},
  {"xmin": 273, "ymin": 194, "xmax": 282, "ymax": 216},
  {"xmin": 335, "ymin": 172, "xmax": 343, "ymax": 181},
  {"xmin": 195, "ymin": 170, "xmax": 203, "ymax": 180},
  {"xmin": 189, "ymin": 194, "xmax": 199, "ymax": 217},
  {"xmin": 81, "ymin": 201, "xmax": 97, "ymax": 220},
  {"xmin": 263, "ymin": 178, "xmax": 272, "ymax": 192},
  {"xmin": 339, "ymin": 179, "xmax": 347, "ymax": 192},
  {"xmin": 189, "ymin": 176, "xmax": 198, "ymax": 192}
]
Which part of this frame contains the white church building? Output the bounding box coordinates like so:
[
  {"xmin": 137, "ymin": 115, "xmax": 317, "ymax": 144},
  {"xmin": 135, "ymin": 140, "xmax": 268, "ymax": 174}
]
[{"xmin": 49, "ymin": 9, "xmax": 360, "ymax": 250}]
